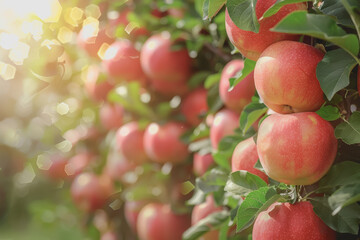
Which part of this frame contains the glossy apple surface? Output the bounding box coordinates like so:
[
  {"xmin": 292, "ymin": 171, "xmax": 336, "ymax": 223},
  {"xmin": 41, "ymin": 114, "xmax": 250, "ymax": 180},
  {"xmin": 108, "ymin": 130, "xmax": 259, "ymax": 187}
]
[
  {"xmin": 181, "ymin": 88, "xmax": 208, "ymax": 126},
  {"xmin": 193, "ymin": 153, "xmax": 215, "ymax": 176},
  {"xmin": 210, "ymin": 109, "xmax": 239, "ymax": 150},
  {"xmin": 124, "ymin": 200, "xmax": 149, "ymax": 232}
]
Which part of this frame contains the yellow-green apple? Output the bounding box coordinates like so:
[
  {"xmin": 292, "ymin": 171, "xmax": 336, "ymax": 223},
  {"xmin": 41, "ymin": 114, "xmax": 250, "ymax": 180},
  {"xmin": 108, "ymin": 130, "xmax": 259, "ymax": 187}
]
[
  {"xmin": 70, "ymin": 172, "xmax": 113, "ymax": 212},
  {"xmin": 231, "ymin": 137, "xmax": 268, "ymax": 183},
  {"xmin": 254, "ymin": 41, "xmax": 325, "ymax": 113},
  {"xmin": 84, "ymin": 65, "xmax": 115, "ymax": 102},
  {"xmin": 225, "ymin": 1, "xmax": 306, "ymax": 61},
  {"xmin": 253, "ymin": 201, "xmax": 335, "ymax": 240},
  {"xmin": 193, "ymin": 153, "xmax": 215, "ymax": 176},
  {"xmin": 181, "ymin": 88, "xmax": 208, "ymax": 126},
  {"xmin": 219, "ymin": 59, "xmax": 255, "ymax": 113},
  {"xmin": 257, "ymin": 112, "xmax": 337, "ymax": 185},
  {"xmin": 116, "ymin": 122, "xmax": 149, "ymax": 165},
  {"xmin": 77, "ymin": 28, "xmax": 114, "ymax": 58},
  {"xmin": 100, "ymin": 103, "xmax": 124, "ymax": 130},
  {"xmin": 137, "ymin": 203, "xmax": 191, "ymax": 240},
  {"xmin": 210, "ymin": 109, "xmax": 239, "ymax": 149},
  {"xmin": 144, "ymin": 122, "xmax": 189, "ymax": 164},
  {"xmin": 140, "ymin": 32, "xmax": 192, "ymax": 83},
  {"xmin": 102, "ymin": 40, "xmax": 147, "ymax": 85},
  {"xmin": 124, "ymin": 200, "xmax": 148, "ymax": 233}
]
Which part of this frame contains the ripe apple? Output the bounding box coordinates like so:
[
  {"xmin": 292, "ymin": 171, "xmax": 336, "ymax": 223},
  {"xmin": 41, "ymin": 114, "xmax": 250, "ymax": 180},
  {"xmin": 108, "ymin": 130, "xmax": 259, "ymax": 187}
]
[
  {"xmin": 45, "ymin": 155, "xmax": 69, "ymax": 180},
  {"xmin": 150, "ymin": 77, "xmax": 189, "ymax": 97},
  {"xmin": 210, "ymin": 109, "xmax": 239, "ymax": 150},
  {"xmin": 144, "ymin": 122, "xmax": 189, "ymax": 164},
  {"xmin": 254, "ymin": 41, "xmax": 325, "ymax": 113},
  {"xmin": 70, "ymin": 172, "xmax": 114, "ymax": 212},
  {"xmin": 140, "ymin": 32, "xmax": 192, "ymax": 83},
  {"xmin": 100, "ymin": 103, "xmax": 124, "ymax": 130},
  {"xmin": 191, "ymin": 195, "xmax": 223, "ymax": 240},
  {"xmin": 116, "ymin": 122, "xmax": 149, "ymax": 165},
  {"xmin": 124, "ymin": 200, "xmax": 148, "ymax": 232},
  {"xmin": 225, "ymin": 1, "xmax": 306, "ymax": 61},
  {"xmin": 193, "ymin": 153, "xmax": 215, "ymax": 176},
  {"xmin": 101, "ymin": 231, "xmax": 117, "ymax": 240},
  {"xmin": 219, "ymin": 59, "xmax": 255, "ymax": 113},
  {"xmin": 84, "ymin": 65, "xmax": 114, "ymax": 102},
  {"xmin": 253, "ymin": 201, "xmax": 335, "ymax": 240},
  {"xmin": 137, "ymin": 203, "xmax": 191, "ymax": 240},
  {"xmin": 257, "ymin": 112, "xmax": 337, "ymax": 185},
  {"xmin": 231, "ymin": 137, "xmax": 268, "ymax": 183},
  {"xmin": 105, "ymin": 149, "xmax": 136, "ymax": 184},
  {"xmin": 77, "ymin": 28, "xmax": 114, "ymax": 58},
  {"xmin": 65, "ymin": 152, "xmax": 96, "ymax": 177},
  {"xmin": 181, "ymin": 88, "xmax": 208, "ymax": 126},
  {"xmin": 102, "ymin": 40, "xmax": 147, "ymax": 85}
]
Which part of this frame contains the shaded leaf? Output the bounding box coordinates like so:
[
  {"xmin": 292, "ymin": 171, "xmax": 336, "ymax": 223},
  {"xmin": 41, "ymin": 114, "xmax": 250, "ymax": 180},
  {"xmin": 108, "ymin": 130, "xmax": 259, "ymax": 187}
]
[
  {"xmin": 226, "ymin": 0, "xmax": 259, "ymax": 33},
  {"xmin": 203, "ymin": 0, "xmax": 227, "ymax": 20},
  {"xmin": 239, "ymin": 102, "xmax": 268, "ymax": 134},
  {"xmin": 319, "ymin": 0, "xmax": 353, "ymax": 26},
  {"xmin": 224, "ymin": 170, "xmax": 267, "ymax": 196},
  {"xmin": 229, "ymin": 58, "xmax": 256, "ymax": 89},
  {"xmin": 262, "ymin": 0, "xmax": 308, "ymax": 19},
  {"xmin": 335, "ymin": 111, "xmax": 360, "ymax": 144}
]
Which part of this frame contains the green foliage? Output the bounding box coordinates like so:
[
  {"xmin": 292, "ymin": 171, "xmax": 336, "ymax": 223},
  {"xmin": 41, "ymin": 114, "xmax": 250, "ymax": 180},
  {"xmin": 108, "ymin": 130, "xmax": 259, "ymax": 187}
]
[
  {"xmin": 229, "ymin": 58, "xmax": 256, "ymax": 89},
  {"xmin": 226, "ymin": 0, "xmax": 259, "ymax": 33},
  {"xmin": 335, "ymin": 111, "xmax": 360, "ymax": 144},
  {"xmin": 316, "ymin": 105, "xmax": 341, "ymax": 121},
  {"xmin": 239, "ymin": 102, "xmax": 268, "ymax": 134},
  {"xmin": 261, "ymin": 0, "xmax": 308, "ymax": 19}
]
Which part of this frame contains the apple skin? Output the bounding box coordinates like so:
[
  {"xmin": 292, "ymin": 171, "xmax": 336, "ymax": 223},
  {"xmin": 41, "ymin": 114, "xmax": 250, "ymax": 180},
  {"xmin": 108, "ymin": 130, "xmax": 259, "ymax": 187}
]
[
  {"xmin": 219, "ymin": 60, "xmax": 255, "ymax": 113},
  {"xmin": 225, "ymin": 1, "xmax": 306, "ymax": 61},
  {"xmin": 255, "ymin": 41, "xmax": 325, "ymax": 114},
  {"xmin": 124, "ymin": 200, "xmax": 148, "ymax": 233},
  {"xmin": 116, "ymin": 122, "xmax": 149, "ymax": 165},
  {"xmin": 140, "ymin": 32, "xmax": 192, "ymax": 83},
  {"xmin": 144, "ymin": 122, "xmax": 189, "ymax": 164},
  {"xmin": 65, "ymin": 152, "xmax": 96, "ymax": 177},
  {"xmin": 84, "ymin": 65, "xmax": 114, "ymax": 102},
  {"xmin": 150, "ymin": 77, "xmax": 189, "ymax": 97},
  {"xmin": 253, "ymin": 201, "xmax": 336, "ymax": 240},
  {"xmin": 77, "ymin": 28, "xmax": 114, "ymax": 58},
  {"xmin": 100, "ymin": 231, "xmax": 117, "ymax": 240},
  {"xmin": 102, "ymin": 40, "xmax": 147, "ymax": 85},
  {"xmin": 193, "ymin": 153, "xmax": 215, "ymax": 176},
  {"xmin": 210, "ymin": 109, "xmax": 239, "ymax": 150},
  {"xmin": 137, "ymin": 203, "xmax": 191, "ymax": 240},
  {"xmin": 70, "ymin": 173, "xmax": 114, "ymax": 212},
  {"xmin": 191, "ymin": 196, "xmax": 223, "ymax": 240},
  {"xmin": 45, "ymin": 155, "xmax": 69, "ymax": 180},
  {"xmin": 100, "ymin": 103, "xmax": 124, "ymax": 130},
  {"xmin": 231, "ymin": 137, "xmax": 268, "ymax": 183},
  {"xmin": 257, "ymin": 112, "xmax": 337, "ymax": 185},
  {"xmin": 105, "ymin": 149, "xmax": 136, "ymax": 184},
  {"xmin": 181, "ymin": 88, "xmax": 208, "ymax": 126}
]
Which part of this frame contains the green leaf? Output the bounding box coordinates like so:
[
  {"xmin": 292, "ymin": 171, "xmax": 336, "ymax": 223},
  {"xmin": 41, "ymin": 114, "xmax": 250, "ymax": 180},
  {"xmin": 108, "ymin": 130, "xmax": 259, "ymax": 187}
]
[
  {"xmin": 335, "ymin": 111, "xmax": 360, "ymax": 144},
  {"xmin": 188, "ymin": 71, "xmax": 211, "ymax": 88},
  {"xmin": 341, "ymin": 0, "xmax": 360, "ymax": 40},
  {"xmin": 239, "ymin": 102, "xmax": 268, "ymax": 134},
  {"xmin": 261, "ymin": 0, "xmax": 308, "ymax": 19},
  {"xmin": 253, "ymin": 159, "xmax": 265, "ymax": 173},
  {"xmin": 207, "ymin": 84, "xmax": 223, "ymax": 113},
  {"xmin": 203, "ymin": 0, "xmax": 227, "ymax": 20},
  {"xmin": 226, "ymin": 0, "xmax": 259, "ymax": 33},
  {"xmin": 319, "ymin": 0, "xmax": 353, "ymax": 26},
  {"xmin": 235, "ymin": 187, "xmax": 282, "ymax": 232},
  {"xmin": 272, "ymin": 11, "xmax": 360, "ymax": 56},
  {"xmin": 311, "ymin": 197, "xmax": 360, "ymax": 235},
  {"xmin": 316, "ymin": 48, "xmax": 358, "ymax": 101},
  {"xmin": 197, "ymin": 168, "xmax": 229, "ymax": 194},
  {"xmin": 229, "ymin": 59, "xmax": 256, "ymax": 89},
  {"xmin": 183, "ymin": 211, "xmax": 229, "ymax": 240},
  {"xmin": 319, "ymin": 161, "xmax": 360, "ymax": 189},
  {"xmin": 204, "ymin": 73, "xmax": 222, "ymax": 89},
  {"xmin": 328, "ymin": 183, "xmax": 360, "ymax": 215},
  {"xmin": 224, "ymin": 170, "xmax": 267, "ymax": 196},
  {"xmin": 316, "ymin": 105, "xmax": 341, "ymax": 121}
]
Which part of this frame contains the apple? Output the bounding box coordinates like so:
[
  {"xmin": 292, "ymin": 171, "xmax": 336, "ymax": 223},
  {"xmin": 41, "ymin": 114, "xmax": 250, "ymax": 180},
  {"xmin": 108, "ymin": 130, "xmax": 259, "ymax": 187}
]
[
  {"xmin": 105, "ymin": 149, "xmax": 136, "ymax": 184},
  {"xmin": 181, "ymin": 88, "xmax": 208, "ymax": 126},
  {"xmin": 144, "ymin": 122, "xmax": 189, "ymax": 164},
  {"xmin": 219, "ymin": 59, "xmax": 255, "ymax": 113},
  {"xmin": 84, "ymin": 65, "xmax": 114, "ymax": 102},
  {"xmin": 231, "ymin": 137, "xmax": 268, "ymax": 183},
  {"xmin": 100, "ymin": 103, "xmax": 124, "ymax": 130},
  {"xmin": 191, "ymin": 195, "xmax": 223, "ymax": 240},
  {"xmin": 210, "ymin": 109, "xmax": 239, "ymax": 150},
  {"xmin": 193, "ymin": 153, "xmax": 215, "ymax": 176},
  {"xmin": 102, "ymin": 40, "xmax": 147, "ymax": 85},
  {"xmin": 77, "ymin": 28, "xmax": 114, "ymax": 58},
  {"xmin": 140, "ymin": 32, "xmax": 192, "ymax": 83},
  {"xmin": 137, "ymin": 203, "xmax": 191, "ymax": 240},
  {"xmin": 124, "ymin": 200, "xmax": 148, "ymax": 232},
  {"xmin": 45, "ymin": 155, "xmax": 69, "ymax": 180},
  {"xmin": 257, "ymin": 112, "xmax": 337, "ymax": 185},
  {"xmin": 150, "ymin": 77, "xmax": 189, "ymax": 97},
  {"xmin": 253, "ymin": 201, "xmax": 335, "ymax": 240},
  {"xmin": 116, "ymin": 122, "xmax": 149, "ymax": 165},
  {"xmin": 254, "ymin": 41, "xmax": 325, "ymax": 114},
  {"xmin": 225, "ymin": 1, "xmax": 306, "ymax": 61},
  {"xmin": 101, "ymin": 231, "xmax": 117, "ymax": 240},
  {"xmin": 65, "ymin": 152, "xmax": 96, "ymax": 177},
  {"xmin": 70, "ymin": 172, "xmax": 113, "ymax": 212}
]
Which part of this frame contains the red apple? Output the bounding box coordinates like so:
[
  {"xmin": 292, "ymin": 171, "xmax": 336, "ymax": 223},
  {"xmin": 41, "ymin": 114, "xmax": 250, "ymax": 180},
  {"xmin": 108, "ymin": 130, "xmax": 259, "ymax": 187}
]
[
  {"xmin": 210, "ymin": 109, "xmax": 239, "ymax": 150},
  {"xmin": 140, "ymin": 32, "xmax": 192, "ymax": 83},
  {"xmin": 193, "ymin": 153, "xmax": 215, "ymax": 176},
  {"xmin": 101, "ymin": 231, "xmax": 117, "ymax": 240},
  {"xmin": 116, "ymin": 122, "xmax": 149, "ymax": 165},
  {"xmin": 255, "ymin": 41, "xmax": 325, "ymax": 114},
  {"xmin": 219, "ymin": 60, "xmax": 255, "ymax": 113},
  {"xmin": 45, "ymin": 155, "xmax": 69, "ymax": 180},
  {"xmin": 71, "ymin": 172, "xmax": 114, "ymax": 212},
  {"xmin": 84, "ymin": 65, "xmax": 114, "ymax": 102},
  {"xmin": 144, "ymin": 122, "xmax": 189, "ymax": 164},
  {"xmin": 231, "ymin": 137, "xmax": 268, "ymax": 183},
  {"xmin": 150, "ymin": 77, "xmax": 189, "ymax": 97},
  {"xmin": 181, "ymin": 88, "xmax": 208, "ymax": 126},
  {"xmin": 253, "ymin": 201, "xmax": 336, "ymax": 240},
  {"xmin": 257, "ymin": 112, "xmax": 337, "ymax": 185},
  {"xmin": 225, "ymin": 1, "xmax": 306, "ymax": 61},
  {"xmin": 102, "ymin": 40, "xmax": 147, "ymax": 85},
  {"xmin": 105, "ymin": 149, "xmax": 136, "ymax": 184},
  {"xmin": 124, "ymin": 200, "xmax": 148, "ymax": 232},
  {"xmin": 100, "ymin": 103, "xmax": 124, "ymax": 130},
  {"xmin": 77, "ymin": 28, "xmax": 114, "ymax": 58},
  {"xmin": 137, "ymin": 203, "xmax": 191, "ymax": 240},
  {"xmin": 65, "ymin": 152, "xmax": 96, "ymax": 177}
]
